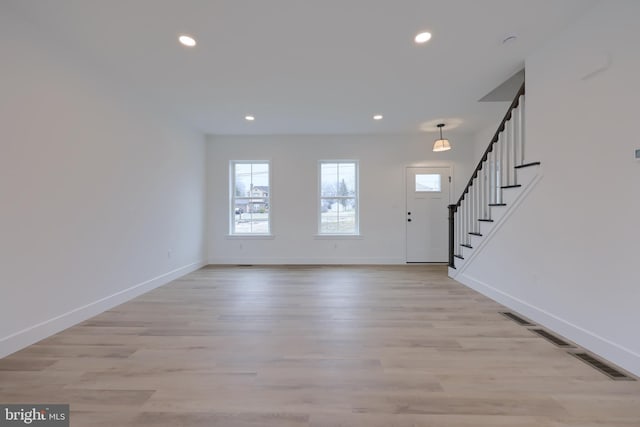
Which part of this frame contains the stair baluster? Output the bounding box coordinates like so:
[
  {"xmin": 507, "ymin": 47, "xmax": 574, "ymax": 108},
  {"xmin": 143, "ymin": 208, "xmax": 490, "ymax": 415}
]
[
  {"xmin": 498, "ymin": 132, "xmax": 504, "ymax": 203},
  {"xmin": 506, "ymin": 118, "xmax": 512, "ymax": 186},
  {"xmin": 519, "ymin": 94, "xmax": 526, "ymax": 165},
  {"xmin": 485, "ymin": 160, "xmax": 490, "ymax": 218},
  {"xmin": 512, "ymin": 104, "xmax": 520, "ymax": 179},
  {"xmin": 467, "ymin": 192, "xmax": 471, "ymax": 245},
  {"xmin": 482, "ymin": 162, "xmax": 488, "ymax": 219},
  {"xmin": 489, "ymin": 148, "xmax": 495, "ymax": 206},
  {"xmin": 476, "ymin": 179, "xmax": 481, "ymax": 233},
  {"xmin": 472, "ymin": 184, "xmax": 476, "ymax": 234}
]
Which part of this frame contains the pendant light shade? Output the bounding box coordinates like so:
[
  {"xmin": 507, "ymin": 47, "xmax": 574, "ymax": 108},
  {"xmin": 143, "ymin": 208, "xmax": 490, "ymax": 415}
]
[{"xmin": 433, "ymin": 123, "xmax": 451, "ymax": 152}]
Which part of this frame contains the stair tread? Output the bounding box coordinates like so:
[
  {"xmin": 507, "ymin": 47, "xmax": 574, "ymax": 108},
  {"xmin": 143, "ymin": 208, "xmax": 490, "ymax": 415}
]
[
  {"xmin": 454, "ymin": 254, "xmax": 464, "ymax": 260},
  {"xmin": 469, "ymin": 232, "xmax": 483, "ymax": 236},
  {"xmin": 489, "ymin": 203, "xmax": 507, "ymax": 206},
  {"xmin": 478, "ymin": 219, "xmax": 494, "ymax": 222},
  {"xmin": 501, "ymin": 184, "xmax": 522, "ymax": 189},
  {"xmin": 461, "ymin": 244, "xmax": 473, "ymax": 249},
  {"xmin": 515, "ymin": 161, "xmax": 541, "ymax": 169}
]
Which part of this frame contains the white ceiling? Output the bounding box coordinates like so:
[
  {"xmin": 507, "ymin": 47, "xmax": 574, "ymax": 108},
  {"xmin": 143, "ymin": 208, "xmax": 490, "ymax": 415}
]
[{"xmin": 7, "ymin": 0, "xmax": 596, "ymax": 135}]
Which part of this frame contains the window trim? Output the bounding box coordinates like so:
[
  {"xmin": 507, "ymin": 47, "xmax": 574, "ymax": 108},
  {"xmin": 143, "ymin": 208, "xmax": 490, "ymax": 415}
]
[
  {"xmin": 229, "ymin": 160, "xmax": 272, "ymax": 236},
  {"xmin": 317, "ymin": 160, "xmax": 360, "ymax": 236}
]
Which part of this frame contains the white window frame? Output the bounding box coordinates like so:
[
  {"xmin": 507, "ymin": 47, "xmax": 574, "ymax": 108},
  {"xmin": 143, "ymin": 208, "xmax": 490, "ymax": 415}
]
[
  {"xmin": 318, "ymin": 160, "xmax": 359, "ymax": 235},
  {"xmin": 229, "ymin": 160, "xmax": 272, "ymax": 236}
]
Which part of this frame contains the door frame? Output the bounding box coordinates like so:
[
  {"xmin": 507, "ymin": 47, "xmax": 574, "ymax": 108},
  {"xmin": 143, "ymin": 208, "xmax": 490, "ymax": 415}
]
[{"xmin": 404, "ymin": 164, "xmax": 454, "ymax": 263}]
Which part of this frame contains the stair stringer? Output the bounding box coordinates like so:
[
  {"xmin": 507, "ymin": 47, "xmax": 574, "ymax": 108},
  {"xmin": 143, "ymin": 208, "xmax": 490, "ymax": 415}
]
[{"xmin": 448, "ymin": 166, "xmax": 543, "ymax": 279}]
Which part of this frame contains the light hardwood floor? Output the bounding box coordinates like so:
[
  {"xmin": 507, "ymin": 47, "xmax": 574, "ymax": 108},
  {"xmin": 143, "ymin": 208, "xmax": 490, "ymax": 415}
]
[{"xmin": 1, "ymin": 265, "xmax": 639, "ymax": 426}]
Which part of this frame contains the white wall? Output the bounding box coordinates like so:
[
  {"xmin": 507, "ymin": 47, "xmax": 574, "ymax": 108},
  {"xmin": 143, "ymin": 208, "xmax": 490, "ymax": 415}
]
[
  {"xmin": 0, "ymin": 11, "xmax": 206, "ymax": 357},
  {"xmin": 471, "ymin": 116, "xmax": 507, "ymax": 164},
  {"xmin": 458, "ymin": 1, "xmax": 640, "ymax": 375},
  {"xmin": 207, "ymin": 133, "xmax": 476, "ymax": 264}
]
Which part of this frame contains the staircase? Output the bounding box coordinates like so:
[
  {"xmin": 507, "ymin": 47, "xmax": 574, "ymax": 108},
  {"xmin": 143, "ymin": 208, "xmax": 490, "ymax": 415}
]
[{"xmin": 448, "ymin": 83, "xmax": 541, "ymax": 277}]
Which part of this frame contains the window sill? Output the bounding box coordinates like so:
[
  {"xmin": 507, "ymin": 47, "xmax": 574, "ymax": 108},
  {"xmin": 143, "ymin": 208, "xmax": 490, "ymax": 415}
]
[
  {"xmin": 225, "ymin": 234, "xmax": 275, "ymax": 240},
  {"xmin": 313, "ymin": 234, "xmax": 363, "ymax": 240}
]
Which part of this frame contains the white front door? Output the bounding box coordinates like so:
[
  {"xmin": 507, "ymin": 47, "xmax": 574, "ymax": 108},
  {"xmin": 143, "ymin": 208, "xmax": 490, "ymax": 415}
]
[{"xmin": 406, "ymin": 167, "xmax": 451, "ymax": 263}]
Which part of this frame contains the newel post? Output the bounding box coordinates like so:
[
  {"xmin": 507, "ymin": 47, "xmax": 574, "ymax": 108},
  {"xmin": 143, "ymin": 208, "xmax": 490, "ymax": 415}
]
[{"xmin": 448, "ymin": 204, "xmax": 456, "ymax": 268}]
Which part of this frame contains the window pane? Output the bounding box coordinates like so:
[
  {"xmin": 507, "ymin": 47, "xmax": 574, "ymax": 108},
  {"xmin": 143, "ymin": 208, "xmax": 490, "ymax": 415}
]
[
  {"xmin": 234, "ymin": 164, "xmax": 251, "ymax": 197},
  {"xmin": 251, "ymin": 163, "xmax": 269, "ymax": 188},
  {"xmin": 321, "ymin": 163, "xmax": 337, "ymax": 197},
  {"xmin": 248, "ymin": 198, "xmax": 269, "ymax": 215},
  {"xmin": 233, "ymin": 205, "xmax": 251, "ymax": 233},
  {"xmin": 233, "ymin": 201, "xmax": 270, "ymax": 233},
  {"xmin": 234, "ymin": 200, "xmax": 248, "ymax": 216},
  {"xmin": 320, "ymin": 198, "xmax": 339, "ymax": 233},
  {"xmin": 415, "ymin": 174, "xmax": 441, "ymax": 192},
  {"xmin": 248, "ymin": 197, "xmax": 269, "ymax": 233},
  {"xmin": 338, "ymin": 163, "xmax": 356, "ymax": 196},
  {"xmin": 337, "ymin": 198, "xmax": 357, "ymax": 233},
  {"xmin": 234, "ymin": 216, "xmax": 249, "ymax": 233}
]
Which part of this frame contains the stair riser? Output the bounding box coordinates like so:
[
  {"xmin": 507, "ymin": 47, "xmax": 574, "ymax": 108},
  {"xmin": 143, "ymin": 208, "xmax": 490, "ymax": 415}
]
[
  {"xmin": 479, "ymin": 221, "xmax": 495, "ymax": 235},
  {"xmin": 469, "ymin": 234, "xmax": 483, "ymax": 245},
  {"xmin": 501, "ymin": 186, "xmax": 521, "ymax": 206},
  {"xmin": 516, "ymin": 164, "xmax": 539, "ymax": 187},
  {"xmin": 453, "ymin": 257, "xmax": 466, "ymax": 269},
  {"xmin": 461, "ymin": 245, "xmax": 474, "ymax": 259},
  {"xmin": 488, "ymin": 205, "xmax": 506, "ymax": 222}
]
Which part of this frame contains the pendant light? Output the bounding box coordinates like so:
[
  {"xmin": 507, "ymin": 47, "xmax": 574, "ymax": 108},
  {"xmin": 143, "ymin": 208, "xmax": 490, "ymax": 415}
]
[{"xmin": 433, "ymin": 123, "xmax": 451, "ymax": 152}]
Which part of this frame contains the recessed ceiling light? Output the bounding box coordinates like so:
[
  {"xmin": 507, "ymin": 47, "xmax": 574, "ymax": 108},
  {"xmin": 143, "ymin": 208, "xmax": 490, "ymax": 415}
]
[
  {"xmin": 373, "ymin": 115, "xmax": 383, "ymax": 120},
  {"xmin": 178, "ymin": 34, "xmax": 197, "ymax": 47},
  {"xmin": 245, "ymin": 115, "xmax": 255, "ymax": 121},
  {"xmin": 414, "ymin": 32, "xmax": 432, "ymax": 44}
]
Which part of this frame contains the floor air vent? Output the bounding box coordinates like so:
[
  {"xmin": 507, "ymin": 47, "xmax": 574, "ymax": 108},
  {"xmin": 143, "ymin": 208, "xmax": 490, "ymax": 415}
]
[
  {"xmin": 531, "ymin": 329, "xmax": 574, "ymax": 348},
  {"xmin": 500, "ymin": 312, "xmax": 534, "ymax": 326},
  {"xmin": 570, "ymin": 352, "xmax": 635, "ymax": 381}
]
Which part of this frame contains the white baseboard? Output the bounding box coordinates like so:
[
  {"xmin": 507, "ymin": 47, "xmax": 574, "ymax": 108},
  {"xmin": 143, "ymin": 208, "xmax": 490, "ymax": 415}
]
[
  {"xmin": 0, "ymin": 261, "xmax": 206, "ymax": 359},
  {"xmin": 456, "ymin": 272, "xmax": 640, "ymax": 377},
  {"xmin": 208, "ymin": 257, "xmax": 406, "ymax": 265}
]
